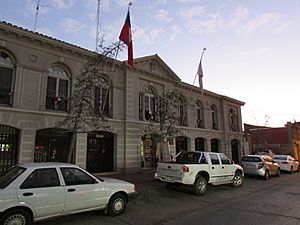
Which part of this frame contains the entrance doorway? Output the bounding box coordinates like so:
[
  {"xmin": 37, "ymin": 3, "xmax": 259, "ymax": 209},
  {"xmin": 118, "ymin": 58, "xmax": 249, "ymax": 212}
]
[
  {"xmin": 195, "ymin": 137, "xmax": 205, "ymax": 151},
  {"xmin": 35, "ymin": 128, "xmax": 71, "ymax": 163},
  {"xmin": 0, "ymin": 125, "xmax": 19, "ymax": 173},
  {"xmin": 176, "ymin": 136, "xmax": 188, "ymax": 154},
  {"xmin": 211, "ymin": 138, "xmax": 220, "ymax": 153},
  {"xmin": 231, "ymin": 139, "xmax": 240, "ymax": 163},
  {"xmin": 87, "ymin": 131, "xmax": 114, "ymax": 173}
]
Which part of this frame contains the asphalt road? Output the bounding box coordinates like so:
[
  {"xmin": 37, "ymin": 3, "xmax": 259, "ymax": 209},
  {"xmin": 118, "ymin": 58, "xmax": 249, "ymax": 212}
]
[{"xmin": 36, "ymin": 171, "xmax": 300, "ymax": 225}]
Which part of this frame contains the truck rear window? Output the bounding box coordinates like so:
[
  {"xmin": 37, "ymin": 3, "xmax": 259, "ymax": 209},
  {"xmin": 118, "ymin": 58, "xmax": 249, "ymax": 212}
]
[
  {"xmin": 241, "ymin": 156, "xmax": 261, "ymax": 162},
  {"xmin": 176, "ymin": 152, "xmax": 204, "ymax": 164}
]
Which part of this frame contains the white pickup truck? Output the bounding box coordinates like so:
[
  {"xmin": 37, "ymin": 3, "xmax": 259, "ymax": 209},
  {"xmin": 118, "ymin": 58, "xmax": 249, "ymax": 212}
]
[{"xmin": 155, "ymin": 151, "xmax": 244, "ymax": 195}]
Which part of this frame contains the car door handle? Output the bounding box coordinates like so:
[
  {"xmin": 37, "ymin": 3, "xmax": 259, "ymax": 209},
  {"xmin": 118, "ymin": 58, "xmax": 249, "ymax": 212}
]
[
  {"xmin": 67, "ymin": 188, "xmax": 76, "ymax": 192},
  {"xmin": 23, "ymin": 192, "xmax": 33, "ymax": 196}
]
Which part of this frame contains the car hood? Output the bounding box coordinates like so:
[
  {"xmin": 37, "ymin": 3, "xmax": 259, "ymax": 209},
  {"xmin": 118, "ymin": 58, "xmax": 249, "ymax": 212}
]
[{"xmin": 99, "ymin": 177, "xmax": 132, "ymax": 185}]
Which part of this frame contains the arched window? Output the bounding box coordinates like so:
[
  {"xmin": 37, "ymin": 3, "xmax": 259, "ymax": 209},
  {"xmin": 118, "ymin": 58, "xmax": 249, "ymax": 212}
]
[
  {"xmin": 94, "ymin": 76, "xmax": 110, "ymax": 116},
  {"xmin": 46, "ymin": 65, "xmax": 69, "ymax": 111},
  {"xmin": 229, "ymin": 108, "xmax": 238, "ymax": 132},
  {"xmin": 139, "ymin": 86, "xmax": 156, "ymax": 121},
  {"xmin": 178, "ymin": 97, "xmax": 187, "ymax": 126},
  {"xmin": 145, "ymin": 87, "xmax": 156, "ymax": 121},
  {"xmin": 196, "ymin": 100, "xmax": 204, "ymax": 128},
  {"xmin": 0, "ymin": 50, "xmax": 15, "ymax": 105},
  {"xmin": 211, "ymin": 104, "xmax": 219, "ymax": 130}
]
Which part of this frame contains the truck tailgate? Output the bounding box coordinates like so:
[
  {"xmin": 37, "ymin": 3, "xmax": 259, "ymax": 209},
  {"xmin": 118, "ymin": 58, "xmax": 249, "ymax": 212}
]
[{"xmin": 156, "ymin": 162, "xmax": 183, "ymax": 182}]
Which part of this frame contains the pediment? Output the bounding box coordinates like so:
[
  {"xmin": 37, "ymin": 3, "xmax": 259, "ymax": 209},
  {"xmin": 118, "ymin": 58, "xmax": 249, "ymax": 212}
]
[{"xmin": 133, "ymin": 54, "xmax": 181, "ymax": 81}]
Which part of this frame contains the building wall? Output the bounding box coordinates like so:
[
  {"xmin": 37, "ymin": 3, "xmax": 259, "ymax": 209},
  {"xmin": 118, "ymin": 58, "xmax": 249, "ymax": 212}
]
[{"xmin": 0, "ymin": 22, "xmax": 245, "ymax": 173}]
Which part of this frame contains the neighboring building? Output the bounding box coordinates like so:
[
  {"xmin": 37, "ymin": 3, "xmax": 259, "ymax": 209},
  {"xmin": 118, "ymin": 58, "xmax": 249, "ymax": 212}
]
[
  {"xmin": 0, "ymin": 21, "xmax": 245, "ymax": 174},
  {"xmin": 244, "ymin": 122, "xmax": 300, "ymax": 160}
]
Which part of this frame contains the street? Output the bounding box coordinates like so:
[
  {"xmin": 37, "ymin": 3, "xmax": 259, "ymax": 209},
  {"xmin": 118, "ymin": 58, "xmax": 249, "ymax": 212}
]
[{"xmin": 36, "ymin": 171, "xmax": 300, "ymax": 225}]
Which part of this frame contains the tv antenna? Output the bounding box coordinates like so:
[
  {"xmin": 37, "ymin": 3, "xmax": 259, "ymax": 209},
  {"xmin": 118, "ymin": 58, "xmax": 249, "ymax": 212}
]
[{"xmin": 34, "ymin": 0, "xmax": 48, "ymax": 31}]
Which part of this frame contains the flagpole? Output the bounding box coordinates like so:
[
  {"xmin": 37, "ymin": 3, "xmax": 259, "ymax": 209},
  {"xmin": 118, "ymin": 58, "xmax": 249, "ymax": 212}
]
[
  {"xmin": 199, "ymin": 47, "xmax": 206, "ymax": 95},
  {"xmin": 113, "ymin": 2, "xmax": 133, "ymax": 70}
]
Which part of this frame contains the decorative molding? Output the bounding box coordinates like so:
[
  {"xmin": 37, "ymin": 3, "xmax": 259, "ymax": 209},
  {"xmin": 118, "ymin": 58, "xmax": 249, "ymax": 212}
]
[{"xmin": 28, "ymin": 54, "xmax": 38, "ymax": 63}]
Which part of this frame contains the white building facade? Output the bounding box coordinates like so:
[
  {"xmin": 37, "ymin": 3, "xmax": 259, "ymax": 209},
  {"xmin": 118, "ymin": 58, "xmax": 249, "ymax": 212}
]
[{"xmin": 0, "ymin": 21, "xmax": 245, "ymax": 174}]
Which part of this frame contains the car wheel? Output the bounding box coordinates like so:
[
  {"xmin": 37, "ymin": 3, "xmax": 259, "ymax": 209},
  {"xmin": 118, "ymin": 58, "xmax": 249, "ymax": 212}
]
[
  {"xmin": 297, "ymin": 165, "xmax": 300, "ymax": 172},
  {"xmin": 193, "ymin": 176, "xmax": 207, "ymax": 195},
  {"xmin": 108, "ymin": 193, "xmax": 127, "ymax": 216},
  {"xmin": 232, "ymin": 171, "xmax": 243, "ymax": 188},
  {"xmin": 290, "ymin": 166, "xmax": 294, "ymax": 174},
  {"xmin": 0, "ymin": 209, "xmax": 31, "ymax": 225},
  {"xmin": 264, "ymin": 170, "xmax": 269, "ymax": 180}
]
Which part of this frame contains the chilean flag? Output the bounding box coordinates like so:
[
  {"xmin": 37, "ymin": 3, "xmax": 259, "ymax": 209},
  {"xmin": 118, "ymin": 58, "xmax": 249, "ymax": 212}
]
[{"xmin": 119, "ymin": 10, "xmax": 133, "ymax": 66}]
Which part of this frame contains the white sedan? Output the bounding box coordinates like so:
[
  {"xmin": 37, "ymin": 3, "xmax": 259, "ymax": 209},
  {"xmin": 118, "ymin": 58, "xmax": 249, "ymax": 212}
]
[
  {"xmin": 0, "ymin": 163, "xmax": 137, "ymax": 225},
  {"xmin": 273, "ymin": 155, "xmax": 300, "ymax": 173}
]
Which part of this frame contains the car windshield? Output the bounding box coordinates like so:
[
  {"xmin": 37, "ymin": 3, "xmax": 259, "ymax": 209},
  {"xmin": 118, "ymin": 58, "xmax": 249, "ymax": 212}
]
[
  {"xmin": 0, "ymin": 166, "xmax": 26, "ymax": 189},
  {"xmin": 273, "ymin": 156, "xmax": 287, "ymax": 160},
  {"xmin": 241, "ymin": 156, "xmax": 262, "ymax": 162}
]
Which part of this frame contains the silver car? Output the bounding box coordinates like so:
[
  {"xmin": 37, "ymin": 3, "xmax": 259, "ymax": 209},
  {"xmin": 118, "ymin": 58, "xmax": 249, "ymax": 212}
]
[{"xmin": 241, "ymin": 155, "xmax": 280, "ymax": 180}]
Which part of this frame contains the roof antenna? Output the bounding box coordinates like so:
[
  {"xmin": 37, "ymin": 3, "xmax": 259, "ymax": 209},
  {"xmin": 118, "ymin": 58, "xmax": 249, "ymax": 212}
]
[{"xmin": 34, "ymin": 0, "xmax": 48, "ymax": 31}]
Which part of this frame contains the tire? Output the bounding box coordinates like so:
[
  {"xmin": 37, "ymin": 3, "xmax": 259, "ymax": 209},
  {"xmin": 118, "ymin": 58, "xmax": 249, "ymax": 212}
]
[
  {"xmin": 193, "ymin": 176, "xmax": 207, "ymax": 196},
  {"xmin": 232, "ymin": 171, "xmax": 243, "ymax": 188},
  {"xmin": 107, "ymin": 193, "xmax": 127, "ymax": 216},
  {"xmin": 276, "ymin": 168, "xmax": 280, "ymax": 177},
  {"xmin": 290, "ymin": 166, "xmax": 294, "ymax": 174},
  {"xmin": 0, "ymin": 209, "xmax": 31, "ymax": 225},
  {"xmin": 264, "ymin": 170, "xmax": 269, "ymax": 180}
]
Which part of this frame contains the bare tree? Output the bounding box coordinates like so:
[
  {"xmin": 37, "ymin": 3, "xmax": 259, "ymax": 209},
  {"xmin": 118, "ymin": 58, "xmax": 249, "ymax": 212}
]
[
  {"xmin": 144, "ymin": 89, "xmax": 187, "ymax": 161},
  {"xmin": 57, "ymin": 40, "xmax": 125, "ymax": 162}
]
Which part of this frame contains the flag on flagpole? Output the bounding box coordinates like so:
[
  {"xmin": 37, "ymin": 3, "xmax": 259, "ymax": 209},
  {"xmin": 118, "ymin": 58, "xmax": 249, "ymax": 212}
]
[
  {"xmin": 196, "ymin": 47, "xmax": 206, "ymax": 95},
  {"xmin": 119, "ymin": 9, "xmax": 133, "ymax": 66},
  {"xmin": 197, "ymin": 58, "xmax": 204, "ymax": 94}
]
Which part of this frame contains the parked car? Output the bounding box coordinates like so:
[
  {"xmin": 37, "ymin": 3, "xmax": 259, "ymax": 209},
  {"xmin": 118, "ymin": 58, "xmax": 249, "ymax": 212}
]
[
  {"xmin": 241, "ymin": 155, "xmax": 280, "ymax": 180},
  {"xmin": 155, "ymin": 151, "xmax": 244, "ymax": 195},
  {"xmin": 0, "ymin": 163, "xmax": 137, "ymax": 225},
  {"xmin": 272, "ymin": 155, "xmax": 300, "ymax": 173}
]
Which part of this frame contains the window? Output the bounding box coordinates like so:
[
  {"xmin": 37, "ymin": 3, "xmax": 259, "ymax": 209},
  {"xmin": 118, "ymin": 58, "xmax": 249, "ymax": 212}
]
[
  {"xmin": 139, "ymin": 86, "xmax": 156, "ymax": 121},
  {"xmin": 178, "ymin": 97, "xmax": 187, "ymax": 126},
  {"xmin": 211, "ymin": 104, "xmax": 218, "ymax": 130},
  {"xmin": 0, "ymin": 166, "xmax": 26, "ymax": 189},
  {"xmin": 94, "ymin": 76, "xmax": 110, "ymax": 116},
  {"xmin": 196, "ymin": 101, "xmax": 204, "ymax": 128},
  {"xmin": 219, "ymin": 153, "xmax": 231, "ymax": 165},
  {"xmin": 60, "ymin": 167, "xmax": 97, "ymax": 186},
  {"xmin": 20, "ymin": 168, "xmax": 60, "ymax": 189},
  {"xmin": 46, "ymin": 65, "xmax": 69, "ymax": 111},
  {"xmin": 229, "ymin": 108, "xmax": 238, "ymax": 132},
  {"xmin": 241, "ymin": 156, "xmax": 261, "ymax": 162},
  {"xmin": 0, "ymin": 50, "xmax": 14, "ymax": 105},
  {"xmin": 209, "ymin": 154, "xmax": 220, "ymax": 165},
  {"xmin": 180, "ymin": 152, "xmax": 202, "ymax": 164}
]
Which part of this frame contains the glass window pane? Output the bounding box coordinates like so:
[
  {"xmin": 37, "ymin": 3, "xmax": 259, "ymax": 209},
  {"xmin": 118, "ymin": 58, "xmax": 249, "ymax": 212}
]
[
  {"xmin": 61, "ymin": 168, "xmax": 96, "ymax": 186},
  {"xmin": 0, "ymin": 67, "xmax": 13, "ymax": 104}
]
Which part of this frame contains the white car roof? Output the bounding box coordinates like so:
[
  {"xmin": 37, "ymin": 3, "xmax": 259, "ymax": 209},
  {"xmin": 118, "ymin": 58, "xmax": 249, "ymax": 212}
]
[{"xmin": 17, "ymin": 162, "xmax": 79, "ymax": 169}]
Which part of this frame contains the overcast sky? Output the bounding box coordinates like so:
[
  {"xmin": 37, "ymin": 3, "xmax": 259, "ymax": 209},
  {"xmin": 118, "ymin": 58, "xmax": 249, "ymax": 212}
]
[{"xmin": 1, "ymin": 0, "xmax": 300, "ymax": 127}]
